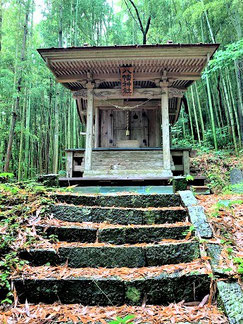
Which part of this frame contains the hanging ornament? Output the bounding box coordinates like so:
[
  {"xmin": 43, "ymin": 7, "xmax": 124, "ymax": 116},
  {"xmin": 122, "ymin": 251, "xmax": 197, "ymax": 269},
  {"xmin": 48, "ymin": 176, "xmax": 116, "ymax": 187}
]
[{"xmin": 126, "ymin": 111, "xmax": 130, "ymax": 136}]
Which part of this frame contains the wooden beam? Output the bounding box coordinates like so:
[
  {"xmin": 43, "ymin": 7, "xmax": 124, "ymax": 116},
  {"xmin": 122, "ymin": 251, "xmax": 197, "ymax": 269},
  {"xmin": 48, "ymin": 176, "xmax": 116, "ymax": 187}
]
[
  {"xmin": 73, "ymin": 87, "xmax": 186, "ymax": 100},
  {"xmin": 56, "ymin": 72, "xmax": 201, "ymax": 83}
]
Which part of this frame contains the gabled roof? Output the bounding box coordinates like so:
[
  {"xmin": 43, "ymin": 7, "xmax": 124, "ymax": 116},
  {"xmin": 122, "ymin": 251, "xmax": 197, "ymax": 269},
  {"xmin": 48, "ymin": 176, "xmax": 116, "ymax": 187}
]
[
  {"xmin": 38, "ymin": 43, "xmax": 219, "ymax": 125},
  {"xmin": 38, "ymin": 43, "xmax": 219, "ymax": 91}
]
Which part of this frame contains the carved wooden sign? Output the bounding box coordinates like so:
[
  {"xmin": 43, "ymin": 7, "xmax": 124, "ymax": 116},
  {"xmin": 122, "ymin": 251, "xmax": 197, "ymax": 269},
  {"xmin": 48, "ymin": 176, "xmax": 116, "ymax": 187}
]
[{"xmin": 120, "ymin": 66, "xmax": 134, "ymax": 96}]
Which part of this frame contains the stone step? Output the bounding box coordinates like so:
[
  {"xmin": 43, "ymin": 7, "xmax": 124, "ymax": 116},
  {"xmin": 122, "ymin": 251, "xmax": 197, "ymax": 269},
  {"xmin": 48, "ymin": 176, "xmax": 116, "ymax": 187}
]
[
  {"xmin": 12, "ymin": 268, "xmax": 210, "ymax": 305},
  {"xmin": 0, "ymin": 303, "xmax": 227, "ymax": 323},
  {"xmin": 53, "ymin": 193, "xmax": 182, "ymax": 208},
  {"xmin": 83, "ymin": 169, "xmax": 175, "ymax": 178},
  {"xmin": 50, "ymin": 204, "xmax": 187, "ymax": 225},
  {"xmin": 19, "ymin": 241, "xmax": 200, "ymax": 268},
  {"xmin": 190, "ymin": 185, "xmax": 211, "ymax": 195},
  {"xmin": 37, "ymin": 223, "xmax": 192, "ymax": 244},
  {"xmin": 72, "ymin": 185, "xmax": 174, "ymax": 195}
]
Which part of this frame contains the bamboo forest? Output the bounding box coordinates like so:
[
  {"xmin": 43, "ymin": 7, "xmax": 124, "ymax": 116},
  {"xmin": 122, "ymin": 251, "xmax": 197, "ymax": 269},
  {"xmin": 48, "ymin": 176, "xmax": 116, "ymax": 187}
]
[
  {"xmin": 0, "ymin": 0, "xmax": 243, "ymax": 323},
  {"xmin": 0, "ymin": 0, "xmax": 242, "ymax": 179}
]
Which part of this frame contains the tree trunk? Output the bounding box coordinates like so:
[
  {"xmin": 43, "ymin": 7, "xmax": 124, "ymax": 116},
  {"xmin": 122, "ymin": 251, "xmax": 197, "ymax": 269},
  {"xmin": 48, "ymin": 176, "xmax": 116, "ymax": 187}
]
[
  {"xmin": 4, "ymin": 0, "xmax": 30, "ymax": 172},
  {"xmin": 0, "ymin": 0, "xmax": 2, "ymax": 51},
  {"xmin": 226, "ymin": 68, "xmax": 242, "ymax": 146},
  {"xmin": 126, "ymin": 0, "xmax": 151, "ymax": 45},
  {"xmin": 195, "ymin": 84, "xmax": 205, "ymax": 139},
  {"xmin": 222, "ymin": 76, "xmax": 238, "ymax": 153},
  {"xmin": 4, "ymin": 111, "xmax": 17, "ymax": 172},
  {"xmin": 206, "ymin": 75, "xmax": 218, "ymax": 150},
  {"xmin": 234, "ymin": 60, "xmax": 243, "ymax": 144},
  {"xmin": 74, "ymin": 0, "xmax": 79, "ymax": 46},
  {"xmin": 24, "ymin": 93, "xmax": 31, "ymax": 178},
  {"xmin": 18, "ymin": 95, "xmax": 26, "ymax": 181},
  {"xmin": 184, "ymin": 96, "xmax": 194, "ymax": 141},
  {"xmin": 191, "ymin": 86, "xmax": 201, "ymax": 143},
  {"xmin": 58, "ymin": 3, "xmax": 63, "ymax": 47},
  {"xmin": 53, "ymin": 86, "xmax": 59, "ymax": 174}
]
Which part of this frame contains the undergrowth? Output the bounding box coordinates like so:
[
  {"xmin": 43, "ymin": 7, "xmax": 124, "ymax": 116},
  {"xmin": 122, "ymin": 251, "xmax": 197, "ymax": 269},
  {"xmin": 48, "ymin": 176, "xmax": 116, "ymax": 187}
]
[
  {"xmin": 0, "ymin": 181, "xmax": 54, "ymax": 306},
  {"xmin": 190, "ymin": 149, "xmax": 243, "ymax": 193}
]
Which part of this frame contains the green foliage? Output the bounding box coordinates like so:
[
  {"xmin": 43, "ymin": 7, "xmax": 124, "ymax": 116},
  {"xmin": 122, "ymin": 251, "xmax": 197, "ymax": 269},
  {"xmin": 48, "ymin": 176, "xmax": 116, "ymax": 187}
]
[
  {"xmin": 109, "ymin": 314, "xmax": 135, "ymax": 324},
  {"xmin": 223, "ymin": 184, "xmax": 243, "ymax": 194},
  {"xmin": 182, "ymin": 225, "xmax": 195, "ymax": 236},
  {"xmin": 206, "ymin": 40, "xmax": 243, "ymax": 75},
  {"xmin": 0, "ymin": 172, "xmax": 14, "ymax": 180},
  {"xmin": 191, "ymin": 149, "xmax": 242, "ymax": 193},
  {"xmin": 186, "ymin": 175, "xmax": 194, "ymax": 181},
  {"xmin": 0, "ymin": 183, "xmax": 20, "ymax": 195},
  {"xmin": 0, "ymin": 182, "xmax": 54, "ymax": 304},
  {"xmin": 47, "ymin": 234, "xmax": 59, "ymax": 243},
  {"xmin": 233, "ymin": 257, "xmax": 243, "ymax": 275}
]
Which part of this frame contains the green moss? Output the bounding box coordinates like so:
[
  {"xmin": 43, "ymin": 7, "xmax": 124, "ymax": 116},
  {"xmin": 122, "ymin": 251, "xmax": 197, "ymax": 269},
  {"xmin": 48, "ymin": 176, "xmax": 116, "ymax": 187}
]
[
  {"xmin": 173, "ymin": 177, "xmax": 187, "ymax": 192},
  {"xmin": 125, "ymin": 286, "xmax": 141, "ymax": 303},
  {"xmin": 144, "ymin": 211, "xmax": 155, "ymax": 225},
  {"xmin": 82, "ymin": 208, "xmax": 91, "ymax": 216}
]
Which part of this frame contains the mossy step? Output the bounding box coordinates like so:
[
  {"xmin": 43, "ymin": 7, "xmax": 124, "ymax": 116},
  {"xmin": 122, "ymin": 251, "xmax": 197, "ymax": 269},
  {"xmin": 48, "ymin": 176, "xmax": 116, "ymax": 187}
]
[
  {"xmin": 1, "ymin": 303, "xmax": 225, "ymax": 323},
  {"xmin": 37, "ymin": 223, "xmax": 192, "ymax": 244},
  {"xmin": 19, "ymin": 241, "xmax": 200, "ymax": 268},
  {"xmin": 50, "ymin": 204, "xmax": 187, "ymax": 224},
  {"xmin": 53, "ymin": 193, "xmax": 182, "ymax": 208},
  {"xmin": 13, "ymin": 272, "xmax": 210, "ymax": 305}
]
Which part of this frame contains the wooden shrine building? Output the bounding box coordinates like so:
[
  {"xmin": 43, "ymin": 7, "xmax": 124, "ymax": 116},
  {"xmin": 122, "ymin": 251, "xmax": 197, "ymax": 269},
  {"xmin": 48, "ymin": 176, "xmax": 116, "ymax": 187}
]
[{"xmin": 38, "ymin": 44, "xmax": 218, "ymax": 180}]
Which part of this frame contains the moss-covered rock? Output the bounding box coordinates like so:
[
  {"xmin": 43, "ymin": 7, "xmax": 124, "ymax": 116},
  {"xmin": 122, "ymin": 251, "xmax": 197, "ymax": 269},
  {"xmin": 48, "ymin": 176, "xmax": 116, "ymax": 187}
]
[
  {"xmin": 58, "ymin": 246, "xmax": 146, "ymax": 268},
  {"xmin": 37, "ymin": 225, "xmax": 97, "ymax": 243},
  {"xmin": 188, "ymin": 206, "xmax": 213, "ymax": 238},
  {"xmin": 13, "ymin": 272, "xmax": 210, "ymax": 306},
  {"xmin": 145, "ymin": 242, "xmax": 200, "ymax": 266},
  {"xmin": 217, "ymin": 281, "xmax": 243, "ymax": 324},
  {"xmin": 53, "ymin": 193, "xmax": 182, "ymax": 208},
  {"xmin": 19, "ymin": 249, "xmax": 60, "ymax": 266},
  {"xmin": 99, "ymin": 225, "xmax": 191, "ymax": 244},
  {"xmin": 173, "ymin": 177, "xmax": 187, "ymax": 192},
  {"xmin": 125, "ymin": 280, "xmax": 145, "ymax": 305},
  {"xmin": 13, "ymin": 278, "xmax": 124, "ymax": 305},
  {"xmin": 50, "ymin": 205, "xmax": 187, "ymax": 225},
  {"xmin": 146, "ymin": 273, "xmax": 210, "ymax": 304},
  {"xmin": 19, "ymin": 242, "xmax": 200, "ymax": 268}
]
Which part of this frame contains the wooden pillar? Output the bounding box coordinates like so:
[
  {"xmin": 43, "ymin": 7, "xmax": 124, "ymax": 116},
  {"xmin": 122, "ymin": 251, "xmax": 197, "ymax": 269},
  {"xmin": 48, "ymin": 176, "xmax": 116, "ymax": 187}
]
[
  {"xmin": 66, "ymin": 151, "xmax": 73, "ymax": 177},
  {"xmin": 94, "ymin": 107, "xmax": 99, "ymax": 148},
  {"xmin": 84, "ymin": 85, "xmax": 94, "ymax": 171},
  {"xmin": 161, "ymin": 87, "xmax": 172, "ymax": 176},
  {"xmin": 183, "ymin": 150, "xmax": 190, "ymax": 175}
]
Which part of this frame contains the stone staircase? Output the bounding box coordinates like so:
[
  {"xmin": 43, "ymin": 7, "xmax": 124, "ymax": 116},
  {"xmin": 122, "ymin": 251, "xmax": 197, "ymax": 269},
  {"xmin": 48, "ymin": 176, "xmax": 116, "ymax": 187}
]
[
  {"xmin": 82, "ymin": 151, "xmax": 175, "ymax": 178},
  {"xmin": 13, "ymin": 192, "xmax": 211, "ymax": 307},
  {"xmin": 89, "ymin": 151, "xmax": 170, "ymax": 170}
]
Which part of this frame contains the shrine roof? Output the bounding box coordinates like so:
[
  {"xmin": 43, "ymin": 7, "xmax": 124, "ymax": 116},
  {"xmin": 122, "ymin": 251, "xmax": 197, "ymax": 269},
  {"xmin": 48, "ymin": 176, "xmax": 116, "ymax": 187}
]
[{"xmin": 37, "ymin": 43, "xmax": 219, "ymax": 91}]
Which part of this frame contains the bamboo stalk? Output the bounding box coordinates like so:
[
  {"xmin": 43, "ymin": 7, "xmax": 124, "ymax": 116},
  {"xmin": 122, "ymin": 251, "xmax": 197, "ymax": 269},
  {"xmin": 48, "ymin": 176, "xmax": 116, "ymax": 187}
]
[
  {"xmin": 205, "ymin": 74, "xmax": 218, "ymax": 150},
  {"xmin": 191, "ymin": 86, "xmax": 201, "ymax": 143},
  {"xmin": 226, "ymin": 68, "xmax": 242, "ymax": 147},
  {"xmin": 222, "ymin": 74, "xmax": 238, "ymax": 153}
]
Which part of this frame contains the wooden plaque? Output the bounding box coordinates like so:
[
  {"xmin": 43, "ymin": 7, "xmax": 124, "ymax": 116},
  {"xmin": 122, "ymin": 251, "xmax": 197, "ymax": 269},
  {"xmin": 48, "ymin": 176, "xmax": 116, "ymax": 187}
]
[{"xmin": 120, "ymin": 66, "xmax": 134, "ymax": 96}]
